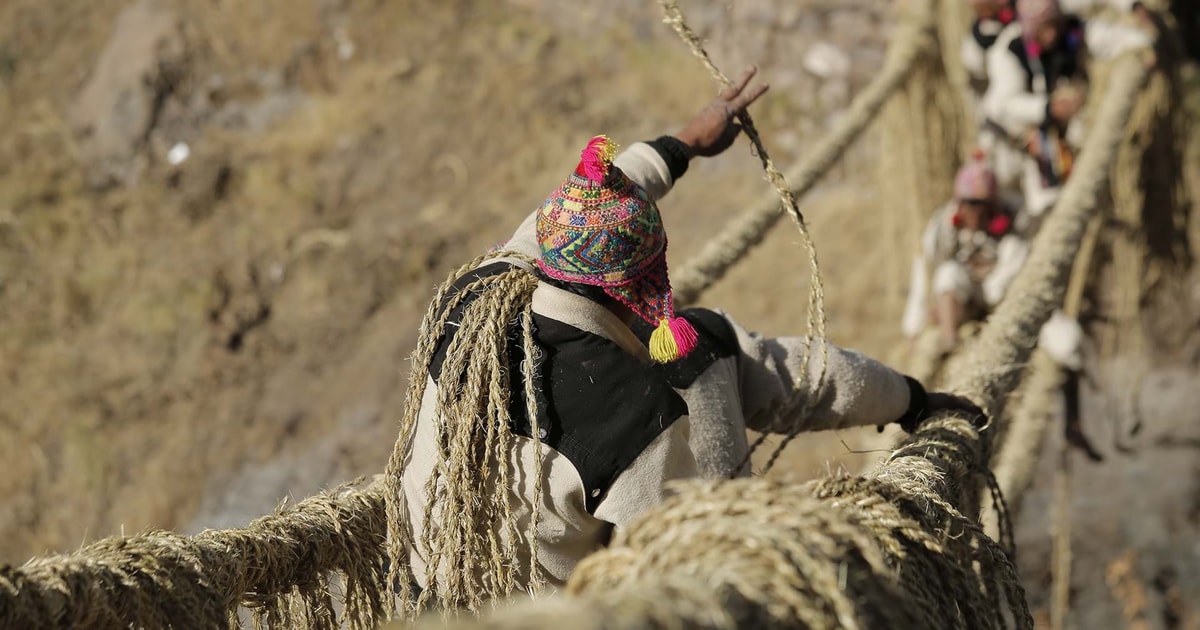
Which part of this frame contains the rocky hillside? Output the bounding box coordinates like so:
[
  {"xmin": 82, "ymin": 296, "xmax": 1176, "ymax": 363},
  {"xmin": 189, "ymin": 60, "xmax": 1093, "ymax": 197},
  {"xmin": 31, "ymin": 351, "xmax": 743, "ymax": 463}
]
[
  {"xmin": 2, "ymin": 1, "xmax": 1198, "ymax": 625},
  {"xmin": 0, "ymin": 0, "xmax": 896, "ymax": 558}
]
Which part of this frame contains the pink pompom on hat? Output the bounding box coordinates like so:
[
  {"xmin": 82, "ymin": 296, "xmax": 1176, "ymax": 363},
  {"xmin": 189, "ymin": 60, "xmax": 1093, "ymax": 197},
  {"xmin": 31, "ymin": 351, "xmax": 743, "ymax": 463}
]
[
  {"xmin": 954, "ymin": 149, "xmax": 999, "ymax": 202},
  {"xmin": 536, "ymin": 135, "xmax": 698, "ymax": 363}
]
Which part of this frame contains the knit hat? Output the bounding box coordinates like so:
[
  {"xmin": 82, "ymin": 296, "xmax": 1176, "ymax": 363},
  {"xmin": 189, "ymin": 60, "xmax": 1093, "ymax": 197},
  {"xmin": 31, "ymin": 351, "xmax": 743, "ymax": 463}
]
[
  {"xmin": 953, "ymin": 150, "xmax": 1011, "ymax": 236},
  {"xmin": 1017, "ymin": 0, "xmax": 1063, "ymax": 34},
  {"xmin": 536, "ymin": 135, "xmax": 698, "ymax": 363},
  {"xmin": 954, "ymin": 150, "xmax": 999, "ymax": 202}
]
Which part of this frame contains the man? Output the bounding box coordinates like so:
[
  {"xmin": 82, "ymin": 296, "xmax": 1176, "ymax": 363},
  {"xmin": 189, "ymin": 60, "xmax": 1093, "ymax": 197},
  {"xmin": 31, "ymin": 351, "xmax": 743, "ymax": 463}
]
[
  {"xmin": 981, "ymin": 0, "xmax": 1151, "ymax": 223},
  {"xmin": 386, "ymin": 68, "xmax": 982, "ymax": 615},
  {"xmin": 903, "ymin": 153, "xmax": 1029, "ymax": 352}
]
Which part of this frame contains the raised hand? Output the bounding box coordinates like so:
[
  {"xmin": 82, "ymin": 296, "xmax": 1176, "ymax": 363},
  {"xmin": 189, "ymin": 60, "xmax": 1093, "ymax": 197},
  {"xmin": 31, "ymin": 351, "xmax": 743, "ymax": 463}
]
[{"xmin": 674, "ymin": 66, "xmax": 770, "ymax": 158}]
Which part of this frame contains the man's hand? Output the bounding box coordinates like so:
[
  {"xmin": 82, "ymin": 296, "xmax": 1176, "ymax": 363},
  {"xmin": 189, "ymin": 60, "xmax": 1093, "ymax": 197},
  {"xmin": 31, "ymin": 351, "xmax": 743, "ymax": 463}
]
[
  {"xmin": 896, "ymin": 391, "xmax": 986, "ymax": 433},
  {"xmin": 674, "ymin": 66, "xmax": 770, "ymax": 158},
  {"xmin": 924, "ymin": 392, "xmax": 986, "ymax": 427}
]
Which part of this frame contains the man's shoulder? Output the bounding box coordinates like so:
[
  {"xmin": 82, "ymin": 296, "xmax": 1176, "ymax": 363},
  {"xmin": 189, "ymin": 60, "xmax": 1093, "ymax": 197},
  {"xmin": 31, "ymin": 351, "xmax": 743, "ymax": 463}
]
[
  {"xmin": 628, "ymin": 308, "xmax": 740, "ymax": 389},
  {"xmin": 532, "ymin": 313, "xmax": 689, "ymax": 513}
]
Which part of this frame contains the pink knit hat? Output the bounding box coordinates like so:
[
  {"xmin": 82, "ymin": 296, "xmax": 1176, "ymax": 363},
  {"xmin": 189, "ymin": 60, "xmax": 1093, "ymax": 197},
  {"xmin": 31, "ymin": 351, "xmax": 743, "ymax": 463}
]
[
  {"xmin": 1017, "ymin": 0, "xmax": 1063, "ymax": 34},
  {"xmin": 954, "ymin": 150, "xmax": 998, "ymax": 202}
]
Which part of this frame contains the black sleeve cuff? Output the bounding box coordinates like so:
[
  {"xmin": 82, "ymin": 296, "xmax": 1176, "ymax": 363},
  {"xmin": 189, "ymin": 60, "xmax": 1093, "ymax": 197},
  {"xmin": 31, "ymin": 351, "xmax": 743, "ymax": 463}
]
[
  {"xmin": 646, "ymin": 135, "xmax": 691, "ymax": 182},
  {"xmin": 895, "ymin": 376, "xmax": 929, "ymax": 431}
]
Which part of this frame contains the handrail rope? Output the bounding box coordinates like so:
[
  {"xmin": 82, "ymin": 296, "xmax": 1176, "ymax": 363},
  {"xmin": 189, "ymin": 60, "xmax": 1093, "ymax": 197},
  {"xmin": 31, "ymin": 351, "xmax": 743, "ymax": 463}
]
[
  {"xmin": 0, "ymin": 15, "xmax": 1154, "ymax": 630},
  {"xmin": 409, "ymin": 52, "xmax": 1151, "ymax": 630},
  {"xmin": 669, "ymin": 0, "xmax": 937, "ymax": 306},
  {"xmin": 943, "ymin": 55, "xmax": 1149, "ymax": 414},
  {"xmin": 656, "ymin": 0, "xmax": 829, "ymax": 473}
]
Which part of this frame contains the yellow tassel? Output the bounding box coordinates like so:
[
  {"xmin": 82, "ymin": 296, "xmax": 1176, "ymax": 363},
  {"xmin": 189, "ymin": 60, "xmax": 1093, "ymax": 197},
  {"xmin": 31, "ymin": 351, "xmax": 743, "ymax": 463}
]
[
  {"xmin": 649, "ymin": 319, "xmax": 679, "ymax": 363},
  {"xmin": 597, "ymin": 136, "xmax": 619, "ymax": 165}
]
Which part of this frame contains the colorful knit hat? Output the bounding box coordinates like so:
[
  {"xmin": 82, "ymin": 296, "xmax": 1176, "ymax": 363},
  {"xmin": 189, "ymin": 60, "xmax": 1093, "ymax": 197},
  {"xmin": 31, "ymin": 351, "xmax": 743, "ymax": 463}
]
[
  {"xmin": 953, "ymin": 150, "xmax": 1011, "ymax": 236},
  {"xmin": 536, "ymin": 135, "xmax": 698, "ymax": 363},
  {"xmin": 954, "ymin": 149, "xmax": 999, "ymax": 202},
  {"xmin": 1017, "ymin": 0, "xmax": 1063, "ymax": 35}
]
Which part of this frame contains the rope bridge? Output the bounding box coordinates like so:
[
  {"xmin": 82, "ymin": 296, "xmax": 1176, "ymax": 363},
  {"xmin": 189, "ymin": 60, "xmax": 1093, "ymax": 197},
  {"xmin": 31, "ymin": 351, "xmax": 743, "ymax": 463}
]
[
  {"xmin": 408, "ymin": 55, "xmax": 1148, "ymax": 630},
  {"xmin": 0, "ymin": 0, "xmax": 1156, "ymax": 627}
]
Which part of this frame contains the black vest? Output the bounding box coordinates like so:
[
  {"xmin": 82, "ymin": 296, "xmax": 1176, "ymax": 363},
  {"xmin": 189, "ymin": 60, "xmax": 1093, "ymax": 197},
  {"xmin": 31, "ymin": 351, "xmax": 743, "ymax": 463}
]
[{"xmin": 428, "ymin": 262, "xmax": 738, "ymax": 512}]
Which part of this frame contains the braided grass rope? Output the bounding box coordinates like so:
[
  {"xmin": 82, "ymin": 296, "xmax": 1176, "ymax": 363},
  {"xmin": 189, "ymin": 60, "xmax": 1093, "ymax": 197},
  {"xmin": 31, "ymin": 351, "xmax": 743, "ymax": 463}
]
[
  {"xmin": 942, "ymin": 55, "xmax": 1149, "ymax": 415},
  {"xmin": 1101, "ymin": 33, "xmax": 1191, "ymax": 359},
  {"xmin": 0, "ymin": 19, "xmax": 1154, "ymax": 630},
  {"xmin": 418, "ymin": 416, "xmax": 1029, "ymax": 630},
  {"xmin": 0, "ymin": 477, "xmax": 387, "ymax": 630},
  {"xmin": 658, "ymin": 0, "xmax": 830, "ymax": 473},
  {"xmin": 982, "ymin": 216, "xmax": 1101, "ymax": 534},
  {"xmin": 410, "ymin": 53, "xmax": 1150, "ymax": 630},
  {"xmin": 381, "ymin": 252, "xmax": 546, "ymax": 618},
  {"xmin": 879, "ymin": 0, "xmax": 969, "ymax": 318},
  {"xmin": 669, "ymin": 0, "xmax": 937, "ymax": 307}
]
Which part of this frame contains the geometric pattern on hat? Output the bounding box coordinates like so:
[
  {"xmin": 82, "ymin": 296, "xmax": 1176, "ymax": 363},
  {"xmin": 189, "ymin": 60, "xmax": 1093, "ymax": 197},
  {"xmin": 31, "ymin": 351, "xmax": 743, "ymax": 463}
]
[
  {"xmin": 603, "ymin": 257, "xmax": 673, "ymax": 327},
  {"xmin": 536, "ymin": 134, "xmax": 696, "ymax": 363},
  {"xmin": 536, "ymin": 168, "xmax": 666, "ymax": 288}
]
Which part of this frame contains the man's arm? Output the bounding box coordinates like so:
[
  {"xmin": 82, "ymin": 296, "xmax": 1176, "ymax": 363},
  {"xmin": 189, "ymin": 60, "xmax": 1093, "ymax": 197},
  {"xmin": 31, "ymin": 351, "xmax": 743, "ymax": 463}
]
[
  {"xmin": 726, "ymin": 313, "xmax": 980, "ymax": 434},
  {"xmin": 983, "ymin": 35, "xmax": 1051, "ymax": 136},
  {"xmin": 982, "ymin": 235, "xmax": 1031, "ymax": 306},
  {"xmin": 498, "ymin": 67, "xmax": 770, "ymax": 258}
]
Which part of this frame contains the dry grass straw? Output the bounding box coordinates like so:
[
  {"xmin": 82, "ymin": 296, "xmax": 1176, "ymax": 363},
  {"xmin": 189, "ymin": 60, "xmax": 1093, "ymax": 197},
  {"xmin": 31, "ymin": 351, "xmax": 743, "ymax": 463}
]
[
  {"xmin": 669, "ymin": 0, "xmax": 937, "ymax": 307},
  {"xmin": 382, "ymin": 252, "xmax": 545, "ymax": 619},
  {"xmin": 880, "ymin": 0, "xmax": 971, "ymax": 318},
  {"xmin": 658, "ymin": 0, "xmax": 830, "ymax": 474},
  {"xmin": 981, "ymin": 216, "xmax": 1101, "ymax": 539},
  {"xmin": 419, "ymin": 416, "xmax": 1030, "ymax": 630},
  {"xmin": 943, "ymin": 55, "xmax": 1149, "ymax": 415},
  {"xmin": 1048, "ymin": 430, "xmax": 1073, "ymax": 630},
  {"xmin": 0, "ymin": 477, "xmax": 387, "ymax": 630},
  {"xmin": 1100, "ymin": 28, "xmax": 1192, "ymax": 358}
]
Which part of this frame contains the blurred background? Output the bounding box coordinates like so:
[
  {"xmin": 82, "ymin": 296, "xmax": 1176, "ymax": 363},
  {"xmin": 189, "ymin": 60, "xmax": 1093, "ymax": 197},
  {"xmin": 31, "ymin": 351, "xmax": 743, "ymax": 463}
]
[{"xmin": 0, "ymin": 1, "xmax": 1197, "ymax": 627}]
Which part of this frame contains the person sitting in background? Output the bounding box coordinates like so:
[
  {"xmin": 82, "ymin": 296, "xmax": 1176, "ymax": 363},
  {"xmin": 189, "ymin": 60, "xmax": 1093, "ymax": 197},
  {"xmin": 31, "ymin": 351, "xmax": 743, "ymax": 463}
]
[
  {"xmin": 903, "ymin": 153, "xmax": 1029, "ymax": 353},
  {"xmin": 980, "ymin": 0, "xmax": 1152, "ymax": 226},
  {"xmin": 962, "ymin": 0, "xmax": 1018, "ymax": 97}
]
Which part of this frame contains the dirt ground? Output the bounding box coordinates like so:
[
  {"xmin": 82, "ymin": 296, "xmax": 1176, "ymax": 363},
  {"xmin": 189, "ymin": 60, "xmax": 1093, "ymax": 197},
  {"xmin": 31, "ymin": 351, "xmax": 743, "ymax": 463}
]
[{"xmin": 1, "ymin": 1, "xmax": 1197, "ymax": 627}]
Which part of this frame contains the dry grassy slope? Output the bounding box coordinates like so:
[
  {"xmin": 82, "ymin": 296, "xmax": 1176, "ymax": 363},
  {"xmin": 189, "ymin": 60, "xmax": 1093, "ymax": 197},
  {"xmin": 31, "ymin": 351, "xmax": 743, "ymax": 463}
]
[
  {"xmin": 0, "ymin": 0, "xmax": 902, "ymax": 560},
  {"xmin": 2, "ymin": 0, "xmax": 1200, "ymax": 624}
]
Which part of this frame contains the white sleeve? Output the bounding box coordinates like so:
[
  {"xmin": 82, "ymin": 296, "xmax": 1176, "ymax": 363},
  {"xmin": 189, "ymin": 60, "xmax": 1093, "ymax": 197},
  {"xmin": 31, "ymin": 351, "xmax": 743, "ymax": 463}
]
[
  {"xmin": 1085, "ymin": 19, "xmax": 1153, "ymax": 61},
  {"xmin": 1061, "ymin": 0, "xmax": 1139, "ymax": 14},
  {"xmin": 725, "ymin": 313, "xmax": 914, "ymax": 434},
  {"xmin": 962, "ymin": 36, "xmax": 988, "ymax": 82},
  {"xmin": 902, "ymin": 255, "xmax": 930, "ymax": 338},
  {"xmin": 612, "ymin": 142, "xmax": 676, "ymax": 202},
  {"xmin": 498, "ymin": 144, "xmax": 676, "ymax": 260},
  {"xmin": 982, "ymin": 235, "xmax": 1030, "ymax": 306},
  {"xmin": 983, "ymin": 40, "xmax": 1050, "ymax": 136}
]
